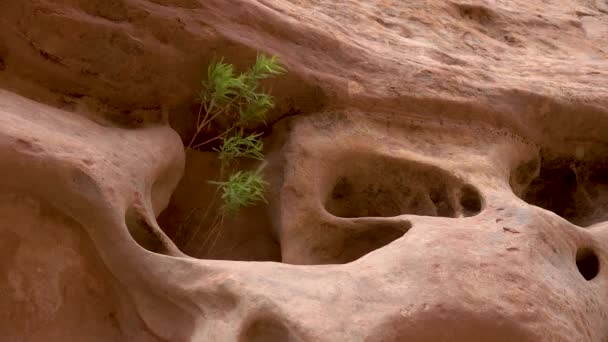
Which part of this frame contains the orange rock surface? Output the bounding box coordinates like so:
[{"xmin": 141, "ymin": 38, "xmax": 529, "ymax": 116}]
[{"xmin": 0, "ymin": 0, "xmax": 607, "ymax": 341}]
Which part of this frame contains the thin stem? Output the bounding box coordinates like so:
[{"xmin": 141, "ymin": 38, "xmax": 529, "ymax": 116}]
[
  {"xmin": 197, "ymin": 212, "xmax": 223, "ymax": 255},
  {"xmin": 183, "ymin": 187, "xmax": 220, "ymax": 252},
  {"xmin": 197, "ymin": 102, "xmax": 205, "ymax": 128},
  {"xmin": 187, "ymin": 103, "xmax": 206, "ymax": 149},
  {"xmin": 188, "ymin": 101, "xmax": 227, "ymax": 149},
  {"xmin": 207, "ymin": 213, "xmax": 226, "ymax": 254},
  {"xmin": 199, "ymin": 99, "xmax": 215, "ymax": 130},
  {"xmin": 190, "ymin": 96, "xmax": 244, "ymax": 150},
  {"xmin": 198, "ymin": 108, "xmax": 226, "ymax": 132},
  {"xmin": 199, "ymin": 95, "xmax": 240, "ymax": 129},
  {"xmin": 175, "ymin": 207, "xmax": 199, "ymax": 242},
  {"xmin": 191, "ymin": 126, "xmax": 235, "ymax": 149}
]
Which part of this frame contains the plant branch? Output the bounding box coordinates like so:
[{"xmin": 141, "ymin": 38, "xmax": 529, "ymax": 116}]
[{"xmin": 191, "ymin": 126, "xmax": 236, "ymax": 149}]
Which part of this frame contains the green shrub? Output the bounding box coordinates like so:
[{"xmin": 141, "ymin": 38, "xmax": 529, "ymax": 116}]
[
  {"xmin": 190, "ymin": 53, "xmax": 285, "ymax": 220},
  {"xmin": 188, "ymin": 54, "xmax": 286, "ymax": 149},
  {"xmin": 217, "ymin": 132, "xmax": 265, "ymax": 162},
  {"xmin": 209, "ymin": 170, "xmax": 268, "ymax": 217}
]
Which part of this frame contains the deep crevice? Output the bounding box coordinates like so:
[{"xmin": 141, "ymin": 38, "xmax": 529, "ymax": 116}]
[
  {"xmin": 125, "ymin": 206, "xmax": 173, "ymax": 255},
  {"xmin": 157, "ymin": 150, "xmax": 281, "ymax": 261},
  {"xmin": 511, "ymin": 150, "xmax": 608, "ymax": 226},
  {"xmin": 333, "ymin": 219, "xmax": 411, "ymax": 264},
  {"xmin": 325, "ymin": 154, "xmax": 483, "ymax": 219}
]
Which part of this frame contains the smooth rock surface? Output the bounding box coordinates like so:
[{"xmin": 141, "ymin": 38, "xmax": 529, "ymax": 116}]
[{"xmin": 0, "ymin": 0, "xmax": 607, "ymax": 341}]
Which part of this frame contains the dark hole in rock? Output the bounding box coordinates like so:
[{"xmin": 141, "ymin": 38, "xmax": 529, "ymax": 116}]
[
  {"xmin": 526, "ymin": 161, "xmax": 577, "ymax": 218},
  {"xmin": 325, "ymin": 154, "xmax": 483, "ymax": 218},
  {"xmin": 453, "ymin": 3, "xmax": 495, "ymax": 24},
  {"xmin": 239, "ymin": 316, "xmax": 290, "ymax": 342},
  {"xmin": 576, "ymin": 247, "xmax": 599, "ymax": 281},
  {"xmin": 460, "ymin": 185, "xmax": 482, "ymax": 215},
  {"xmin": 336, "ymin": 220, "xmax": 411, "ymax": 264},
  {"xmin": 589, "ymin": 167, "xmax": 608, "ymax": 184},
  {"xmin": 512, "ymin": 150, "xmax": 608, "ymax": 226},
  {"xmin": 0, "ymin": 57, "xmax": 5, "ymax": 71},
  {"xmin": 430, "ymin": 187, "xmax": 456, "ymax": 217},
  {"xmin": 512, "ymin": 157, "xmax": 540, "ymax": 185}
]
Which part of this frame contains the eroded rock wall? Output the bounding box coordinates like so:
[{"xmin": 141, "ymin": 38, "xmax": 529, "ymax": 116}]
[{"xmin": 0, "ymin": 0, "xmax": 607, "ymax": 341}]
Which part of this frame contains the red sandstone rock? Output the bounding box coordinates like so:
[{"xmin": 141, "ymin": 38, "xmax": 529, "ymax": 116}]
[{"xmin": 0, "ymin": 0, "xmax": 607, "ymax": 341}]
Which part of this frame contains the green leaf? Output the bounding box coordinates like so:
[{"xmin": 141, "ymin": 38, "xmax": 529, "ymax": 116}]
[
  {"xmin": 217, "ymin": 132, "xmax": 264, "ymax": 161},
  {"xmin": 251, "ymin": 54, "xmax": 287, "ymax": 80},
  {"xmin": 203, "ymin": 59, "xmax": 244, "ymax": 106},
  {"xmin": 239, "ymin": 92, "xmax": 274, "ymax": 125},
  {"xmin": 210, "ymin": 170, "xmax": 267, "ymax": 216}
]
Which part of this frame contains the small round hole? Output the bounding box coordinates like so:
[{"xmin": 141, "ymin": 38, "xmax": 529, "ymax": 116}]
[
  {"xmin": 576, "ymin": 247, "xmax": 600, "ymax": 281},
  {"xmin": 459, "ymin": 184, "xmax": 482, "ymax": 216}
]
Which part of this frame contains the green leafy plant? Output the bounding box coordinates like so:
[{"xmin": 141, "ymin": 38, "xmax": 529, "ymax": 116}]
[
  {"xmin": 188, "ymin": 54, "xmax": 286, "ymax": 150},
  {"xmin": 217, "ymin": 132, "xmax": 264, "ymax": 162},
  {"xmin": 183, "ymin": 54, "xmax": 286, "ymax": 253},
  {"xmin": 210, "ymin": 170, "xmax": 268, "ymax": 216}
]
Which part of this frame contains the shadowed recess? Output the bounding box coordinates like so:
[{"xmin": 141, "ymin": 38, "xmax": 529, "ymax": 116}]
[
  {"xmin": 511, "ymin": 150, "xmax": 608, "ymax": 227},
  {"xmin": 157, "ymin": 151, "xmax": 281, "ymax": 261},
  {"xmin": 325, "ymin": 153, "xmax": 483, "ymax": 219},
  {"xmin": 125, "ymin": 206, "xmax": 173, "ymax": 255},
  {"xmin": 337, "ymin": 220, "xmax": 412, "ymax": 263},
  {"xmin": 576, "ymin": 247, "xmax": 600, "ymax": 281},
  {"xmin": 239, "ymin": 314, "xmax": 292, "ymax": 342}
]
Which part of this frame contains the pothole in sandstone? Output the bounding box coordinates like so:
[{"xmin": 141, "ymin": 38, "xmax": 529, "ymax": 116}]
[
  {"xmin": 156, "ymin": 151, "xmax": 281, "ymax": 261},
  {"xmin": 510, "ymin": 150, "xmax": 608, "ymax": 227},
  {"xmin": 238, "ymin": 313, "xmax": 291, "ymax": 342},
  {"xmin": 324, "ymin": 154, "xmax": 483, "ymax": 219},
  {"xmin": 576, "ymin": 247, "xmax": 600, "ymax": 281}
]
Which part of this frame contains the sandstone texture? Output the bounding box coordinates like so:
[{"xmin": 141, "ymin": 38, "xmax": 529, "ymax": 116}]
[{"xmin": 0, "ymin": 0, "xmax": 608, "ymax": 341}]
